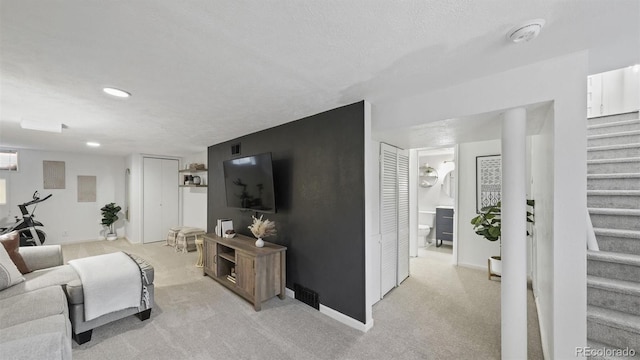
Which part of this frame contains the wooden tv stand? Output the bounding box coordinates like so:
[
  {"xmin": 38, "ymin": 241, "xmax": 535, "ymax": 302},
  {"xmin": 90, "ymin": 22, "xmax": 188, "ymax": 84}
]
[{"xmin": 202, "ymin": 233, "xmax": 286, "ymax": 311}]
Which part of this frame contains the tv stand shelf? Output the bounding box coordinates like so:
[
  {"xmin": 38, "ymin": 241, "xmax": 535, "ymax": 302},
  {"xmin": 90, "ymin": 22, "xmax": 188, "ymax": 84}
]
[
  {"xmin": 218, "ymin": 251, "xmax": 236, "ymax": 263},
  {"xmin": 203, "ymin": 233, "xmax": 286, "ymax": 311}
]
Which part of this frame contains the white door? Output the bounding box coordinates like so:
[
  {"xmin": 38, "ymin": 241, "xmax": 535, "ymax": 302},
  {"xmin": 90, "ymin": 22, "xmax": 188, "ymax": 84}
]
[
  {"xmin": 160, "ymin": 159, "xmax": 179, "ymax": 240},
  {"xmin": 397, "ymin": 149, "xmax": 410, "ymax": 283},
  {"xmin": 380, "ymin": 143, "xmax": 398, "ymax": 297},
  {"xmin": 143, "ymin": 157, "xmax": 178, "ymax": 243}
]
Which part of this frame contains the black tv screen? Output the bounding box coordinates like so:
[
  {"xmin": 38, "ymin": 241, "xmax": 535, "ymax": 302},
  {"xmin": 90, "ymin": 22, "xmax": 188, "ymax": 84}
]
[{"xmin": 223, "ymin": 153, "xmax": 276, "ymax": 213}]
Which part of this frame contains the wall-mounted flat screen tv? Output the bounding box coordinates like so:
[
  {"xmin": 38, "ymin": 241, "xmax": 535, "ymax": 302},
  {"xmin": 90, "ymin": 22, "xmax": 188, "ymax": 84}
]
[{"xmin": 223, "ymin": 152, "xmax": 276, "ymax": 213}]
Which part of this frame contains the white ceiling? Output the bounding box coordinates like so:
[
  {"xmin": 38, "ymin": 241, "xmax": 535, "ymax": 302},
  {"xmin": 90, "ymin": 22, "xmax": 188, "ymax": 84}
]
[{"xmin": 1, "ymin": 1, "xmax": 638, "ymax": 156}]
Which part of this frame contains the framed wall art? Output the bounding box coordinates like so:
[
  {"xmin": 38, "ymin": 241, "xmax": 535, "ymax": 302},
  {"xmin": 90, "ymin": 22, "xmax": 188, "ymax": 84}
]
[
  {"xmin": 43, "ymin": 160, "xmax": 65, "ymax": 189},
  {"xmin": 476, "ymin": 154, "xmax": 501, "ymax": 213}
]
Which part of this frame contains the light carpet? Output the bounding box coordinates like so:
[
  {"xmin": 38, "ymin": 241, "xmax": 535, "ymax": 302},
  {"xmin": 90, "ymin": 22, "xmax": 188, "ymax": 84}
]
[{"xmin": 61, "ymin": 239, "xmax": 543, "ymax": 359}]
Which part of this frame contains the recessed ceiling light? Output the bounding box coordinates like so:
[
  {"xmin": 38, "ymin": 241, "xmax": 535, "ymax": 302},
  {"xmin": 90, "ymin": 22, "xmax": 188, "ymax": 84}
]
[
  {"xmin": 632, "ymin": 64, "xmax": 640, "ymax": 73},
  {"xmin": 86, "ymin": 142, "xmax": 101, "ymax": 147},
  {"xmin": 103, "ymin": 87, "xmax": 131, "ymax": 98},
  {"xmin": 507, "ymin": 19, "xmax": 545, "ymax": 43}
]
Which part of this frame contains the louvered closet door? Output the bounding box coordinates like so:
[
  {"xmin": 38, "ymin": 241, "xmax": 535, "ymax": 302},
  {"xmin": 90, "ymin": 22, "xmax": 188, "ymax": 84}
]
[
  {"xmin": 380, "ymin": 143, "xmax": 398, "ymax": 297},
  {"xmin": 397, "ymin": 149, "xmax": 410, "ymax": 283}
]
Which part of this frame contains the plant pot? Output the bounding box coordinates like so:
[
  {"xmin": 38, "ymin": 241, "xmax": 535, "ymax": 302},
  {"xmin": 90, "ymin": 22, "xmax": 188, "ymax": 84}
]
[
  {"xmin": 489, "ymin": 255, "xmax": 502, "ymax": 276},
  {"xmin": 98, "ymin": 227, "xmax": 107, "ymax": 240},
  {"xmin": 106, "ymin": 233, "xmax": 117, "ymax": 241}
]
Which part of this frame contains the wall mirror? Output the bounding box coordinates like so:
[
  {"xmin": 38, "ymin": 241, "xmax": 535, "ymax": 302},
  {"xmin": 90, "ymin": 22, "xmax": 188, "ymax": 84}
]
[
  {"xmin": 442, "ymin": 170, "xmax": 455, "ymax": 198},
  {"xmin": 419, "ymin": 165, "xmax": 438, "ymax": 187}
]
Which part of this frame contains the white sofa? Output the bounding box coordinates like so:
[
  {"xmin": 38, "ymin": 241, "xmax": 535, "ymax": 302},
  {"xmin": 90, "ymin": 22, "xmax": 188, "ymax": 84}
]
[{"xmin": 0, "ymin": 245, "xmax": 155, "ymax": 358}]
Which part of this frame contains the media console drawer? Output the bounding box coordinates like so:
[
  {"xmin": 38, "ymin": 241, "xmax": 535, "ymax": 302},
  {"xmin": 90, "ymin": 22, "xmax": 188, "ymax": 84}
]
[{"xmin": 203, "ymin": 234, "xmax": 286, "ymax": 311}]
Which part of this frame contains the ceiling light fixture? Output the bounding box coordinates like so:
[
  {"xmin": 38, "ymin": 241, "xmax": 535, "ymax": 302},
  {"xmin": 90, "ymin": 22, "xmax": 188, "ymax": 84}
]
[
  {"xmin": 507, "ymin": 19, "xmax": 545, "ymax": 43},
  {"xmin": 103, "ymin": 87, "xmax": 131, "ymax": 98},
  {"xmin": 20, "ymin": 120, "xmax": 63, "ymax": 133},
  {"xmin": 86, "ymin": 142, "xmax": 101, "ymax": 147}
]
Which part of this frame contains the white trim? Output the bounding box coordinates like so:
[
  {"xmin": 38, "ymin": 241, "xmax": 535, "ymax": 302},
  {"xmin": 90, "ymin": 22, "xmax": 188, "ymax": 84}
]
[
  {"xmin": 285, "ymin": 287, "xmax": 374, "ymax": 332},
  {"xmin": 535, "ymin": 295, "xmax": 550, "ymax": 360},
  {"xmin": 452, "ymin": 144, "xmax": 460, "ymax": 266},
  {"xmin": 285, "ymin": 287, "xmax": 295, "ymax": 298},
  {"xmin": 319, "ymin": 304, "xmax": 374, "ymax": 332}
]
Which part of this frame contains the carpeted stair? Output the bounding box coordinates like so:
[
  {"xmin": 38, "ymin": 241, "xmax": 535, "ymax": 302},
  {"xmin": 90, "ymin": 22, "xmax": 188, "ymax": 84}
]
[{"xmin": 587, "ymin": 111, "xmax": 640, "ymax": 357}]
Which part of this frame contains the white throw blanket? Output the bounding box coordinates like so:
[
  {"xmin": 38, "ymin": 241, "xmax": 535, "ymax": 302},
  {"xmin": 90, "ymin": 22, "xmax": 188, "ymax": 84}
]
[{"xmin": 69, "ymin": 252, "xmax": 142, "ymax": 322}]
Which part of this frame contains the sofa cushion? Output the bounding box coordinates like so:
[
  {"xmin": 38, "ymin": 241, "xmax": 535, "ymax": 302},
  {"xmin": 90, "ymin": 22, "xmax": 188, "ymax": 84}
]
[
  {"xmin": 0, "ymin": 313, "xmax": 71, "ymax": 344},
  {"xmin": 0, "ymin": 232, "xmax": 29, "ymax": 274},
  {"xmin": 0, "ymin": 286, "xmax": 68, "ymax": 329},
  {"xmin": 18, "ymin": 245, "xmax": 63, "ymax": 271},
  {"xmin": 0, "ymin": 264, "xmax": 78, "ymax": 301},
  {"xmin": 0, "ymin": 243, "xmax": 24, "ymax": 291},
  {"xmin": 0, "ymin": 332, "xmax": 71, "ymax": 360}
]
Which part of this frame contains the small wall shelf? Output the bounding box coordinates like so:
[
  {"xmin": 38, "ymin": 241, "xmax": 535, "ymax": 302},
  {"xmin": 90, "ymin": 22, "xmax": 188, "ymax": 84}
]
[
  {"xmin": 179, "ymin": 168, "xmax": 207, "ymax": 173},
  {"xmin": 179, "ymin": 167, "xmax": 208, "ymax": 187}
]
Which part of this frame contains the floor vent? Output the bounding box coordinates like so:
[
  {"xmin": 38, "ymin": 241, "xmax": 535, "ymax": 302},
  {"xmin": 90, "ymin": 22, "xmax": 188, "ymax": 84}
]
[{"xmin": 294, "ymin": 283, "xmax": 319, "ymax": 310}]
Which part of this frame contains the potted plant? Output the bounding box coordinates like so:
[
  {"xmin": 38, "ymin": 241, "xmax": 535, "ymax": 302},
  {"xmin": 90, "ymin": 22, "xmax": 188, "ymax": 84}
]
[
  {"xmin": 101, "ymin": 202, "xmax": 122, "ymax": 241},
  {"xmin": 470, "ymin": 199, "xmax": 534, "ymax": 278}
]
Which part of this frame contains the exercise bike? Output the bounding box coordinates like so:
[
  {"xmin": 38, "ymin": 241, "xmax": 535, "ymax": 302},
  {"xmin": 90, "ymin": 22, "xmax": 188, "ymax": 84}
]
[{"xmin": 0, "ymin": 191, "xmax": 52, "ymax": 246}]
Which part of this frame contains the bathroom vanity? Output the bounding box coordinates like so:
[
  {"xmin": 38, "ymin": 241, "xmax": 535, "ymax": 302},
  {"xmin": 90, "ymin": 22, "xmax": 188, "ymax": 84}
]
[{"xmin": 435, "ymin": 206, "xmax": 454, "ymax": 247}]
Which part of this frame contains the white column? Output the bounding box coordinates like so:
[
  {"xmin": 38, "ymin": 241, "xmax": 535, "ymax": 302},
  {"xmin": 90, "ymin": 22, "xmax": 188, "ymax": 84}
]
[{"xmin": 501, "ymin": 107, "xmax": 527, "ymax": 359}]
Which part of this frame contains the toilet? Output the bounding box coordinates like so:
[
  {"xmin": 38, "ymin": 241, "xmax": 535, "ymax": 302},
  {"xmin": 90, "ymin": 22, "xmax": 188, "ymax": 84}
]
[
  {"xmin": 418, "ymin": 224, "xmax": 431, "ymax": 236},
  {"xmin": 418, "ymin": 211, "xmax": 436, "ymax": 245}
]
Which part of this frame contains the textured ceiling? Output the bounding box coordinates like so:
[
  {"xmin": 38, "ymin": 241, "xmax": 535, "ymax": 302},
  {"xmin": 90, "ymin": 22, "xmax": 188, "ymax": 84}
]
[
  {"xmin": 1, "ymin": 1, "xmax": 638, "ymax": 156},
  {"xmin": 379, "ymin": 102, "xmax": 553, "ymax": 150}
]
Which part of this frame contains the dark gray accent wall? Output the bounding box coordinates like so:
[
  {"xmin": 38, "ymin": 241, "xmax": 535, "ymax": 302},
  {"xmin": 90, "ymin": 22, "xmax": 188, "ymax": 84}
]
[{"xmin": 207, "ymin": 101, "xmax": 366, "ymax": 323}]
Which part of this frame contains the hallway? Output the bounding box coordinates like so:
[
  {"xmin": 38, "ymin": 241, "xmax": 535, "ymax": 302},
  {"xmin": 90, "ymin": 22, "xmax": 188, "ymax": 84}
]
[{"xmin": 370, "ymin": 246, "xmax": 543, "ymax": 359}]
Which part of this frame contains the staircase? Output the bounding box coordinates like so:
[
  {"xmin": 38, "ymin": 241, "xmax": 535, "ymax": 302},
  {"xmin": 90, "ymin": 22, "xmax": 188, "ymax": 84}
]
[{"xmin": 586, "ymin": 111, "xmax": 640, "ymax": 356}]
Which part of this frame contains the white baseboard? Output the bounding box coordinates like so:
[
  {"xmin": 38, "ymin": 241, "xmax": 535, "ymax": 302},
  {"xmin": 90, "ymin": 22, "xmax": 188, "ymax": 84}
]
[
  {"xmin": 319, "ymin": 304, "xmax": 374, "ymax": 332},
  {"xmin": 285, "ymin": 287, "xmax": 295, "ymax": 298},
  {"xmin": 456, "ymin": 262, "xmax": 487, "ymax": 272},
  {"xmin": 285, "ymin": 287, "xmax": 373, "ymax": 332}
]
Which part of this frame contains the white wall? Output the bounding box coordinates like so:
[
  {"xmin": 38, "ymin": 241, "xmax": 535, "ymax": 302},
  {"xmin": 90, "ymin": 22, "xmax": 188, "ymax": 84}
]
[
  {"xmin": 181, "ymin": 151, "xmax": 208, "ymax": 230},
  {"xmin": 530, "ymin": 105, "xmax": 555, "ymax": 359},
  {"xmin": 408, "ymin": 149, "xmax": 418, "ymax": 256},
  {"xmin": 0, "ymin": 149, "xmax": 125, "ymax": 244},
  {"xmin": 457, "ymin": 139, "xmax": 502, "ymax": 269},
  {"xmin": 373, "ymin": 51, "xmax": 588, "ymax": 359}
]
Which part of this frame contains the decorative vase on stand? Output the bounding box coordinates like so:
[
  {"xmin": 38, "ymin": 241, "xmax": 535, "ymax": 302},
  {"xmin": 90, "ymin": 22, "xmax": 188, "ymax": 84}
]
[{"xmin": 255, "ymin": 238, "xmax": 264, "ymax": 248}]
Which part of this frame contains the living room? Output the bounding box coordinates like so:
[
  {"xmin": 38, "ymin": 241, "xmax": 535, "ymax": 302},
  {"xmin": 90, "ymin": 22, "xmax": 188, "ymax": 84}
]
[{"xmin": 1, "ymin": 1, "xmax": 639, "ymax": 359}]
